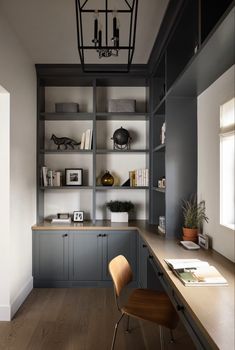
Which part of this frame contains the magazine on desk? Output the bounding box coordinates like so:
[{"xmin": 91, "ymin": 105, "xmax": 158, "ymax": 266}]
[{"xmin": 164, "ymin": 259, "xmax": 228, "ymax": 286}]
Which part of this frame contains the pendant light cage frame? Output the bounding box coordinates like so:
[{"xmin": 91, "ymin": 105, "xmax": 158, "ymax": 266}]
[{"xmin": 75, "ymin": 0, "xmax": 139, "ymax": 72}]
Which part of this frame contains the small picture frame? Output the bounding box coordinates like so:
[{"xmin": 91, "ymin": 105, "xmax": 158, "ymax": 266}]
[
  {"xmin": 198, "ymin": 233, "xmax": 209, "ymax": 250},
  {"xmin": 73, "ymin": 211, "xmax": 84, "ymax": 222},
  {"xmin": 65, "ymin": 168, "xmax": 83, "ymax": 186}
]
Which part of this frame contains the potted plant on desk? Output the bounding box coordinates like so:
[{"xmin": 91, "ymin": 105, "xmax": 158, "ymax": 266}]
[
  {"xmin": 182, "ymin": 195, "xmax": 209, "ymax": 242},
  {"xmin": 106, "ymin": 200, "xmax": 134, "ymax": 222}
]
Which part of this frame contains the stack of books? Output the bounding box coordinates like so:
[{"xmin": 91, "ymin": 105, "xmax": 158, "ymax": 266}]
[
  {"xmin": 41, "ymin": 166, "xmax": 61, "ymax": 187},
  {"xmin": 129, "ymin": 168, "xmax": 149, "ymax": 187},
  {"xmin": 164, "ymin": 259, "xmax": 228, "ymax": 286},
  {"xmin": 80, "ymin": 129, "xmax": 93, "ymax": 150},
  {"xmin": 51, "ymin": 213, "xmax": 71, "ymax": 224}
]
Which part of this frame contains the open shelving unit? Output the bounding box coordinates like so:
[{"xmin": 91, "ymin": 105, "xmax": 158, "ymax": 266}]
[{"xmin": 36, "ymin": 78, "xmax": 150, "ymax": 223}]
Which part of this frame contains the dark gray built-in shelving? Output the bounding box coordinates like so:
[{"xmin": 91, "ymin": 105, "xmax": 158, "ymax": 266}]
[{"xmin": 36, "ymin": 0, "xmax": 234, "ymax": 236}]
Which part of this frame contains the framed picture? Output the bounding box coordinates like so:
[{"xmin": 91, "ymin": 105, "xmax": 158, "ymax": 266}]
[
  {"xmin": 73, "ymin": 211, "xmax": 84, "ymax": 222},
  {"xmin": 65, "ymin": 168, "xmax": 83, "ymax": 186}
]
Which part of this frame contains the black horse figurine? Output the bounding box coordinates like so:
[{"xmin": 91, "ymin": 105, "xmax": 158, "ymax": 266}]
[{"xmin": 51, "ymin": 134, "xmax": 81, "ymax": 150}]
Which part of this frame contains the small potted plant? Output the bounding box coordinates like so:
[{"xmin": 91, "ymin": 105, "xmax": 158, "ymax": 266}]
[
  {"xmin": 182, "ymin": 195, "xmax": 209, "ymax": 242},
  {"xmin": 106, "ymin": 200, "xmax": 134, "ymax": 222}
]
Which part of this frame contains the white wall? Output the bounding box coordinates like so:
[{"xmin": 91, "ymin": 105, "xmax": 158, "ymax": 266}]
[
  {"xmin": 0, "ymin": 86, "xmax": 10, "ymax": 320},
  {"xmin": 0, "ymin": 12, "xmax": 36, "ymax": 319},
  {"xmin": 198, "ymin": 65, "xmax": 235, "ymax": 262}
]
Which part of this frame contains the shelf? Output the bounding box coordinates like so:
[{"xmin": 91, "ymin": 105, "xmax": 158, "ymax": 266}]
[
  {"xmin": 40, "ymin": 112, "xmax": 94, "ymax": 121},
  {"xmin": 96, "ymin": 149, "xmax": 149, "ymax": 154},
  {"xmin": 41, "ymin": 149, "xmax": 93, "ymax": 154},
  {"xmin": 40, "ymin": 186, "xmax": 93, "ymax": 190},
  {"xmin": 96, "ymin": 186, "xmax": 149, "ymax": 190},
  {"xmin": 153, "ymin": 144, "xmax": 165, "ymax": 152},
  {"xmin": 152, "ymin": 187, "xmax": 166, "ymax": 193},
  {"xmin": 96, "ymin": 112, "xmax": 149, "ymax": 121},
  {"xmin": 168, "ymin": 6, "xmax": 234, "ymax": 97}
]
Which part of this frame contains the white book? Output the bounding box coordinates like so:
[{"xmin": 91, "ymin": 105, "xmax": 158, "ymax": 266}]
[
  {"xmin": 80, "ymin": 132, "xmax": 85, "ymax": 150},
  {"xmin": 85, "ymin": 129, "xmax": 90, "ymax": 150},
  {"xmin": 145, "ymin": 169, "xmax": 149, "ymax": 186},
  {"xmin": 51, "ymin": 217, "xmax": 71, "ymax": 224},
  {"xmin": 42, "ymin": 166, "xmax": 48, "ymax": 187},
  {"xmin": 89, "ymin": 129, "xmax": 93, "ymax": 149},
  {"xmin": 53, "ymin": 171, "xmax": 61, "ymax": 186},
  {"xmin": 164, "ymin": 259, "xmax": 209, "ymax": 270}
]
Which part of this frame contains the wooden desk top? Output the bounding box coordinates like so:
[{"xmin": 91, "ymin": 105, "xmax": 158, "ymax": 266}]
[{"xmin": 32, "ymin": 220, "xmax": 235, "ymax": 349}]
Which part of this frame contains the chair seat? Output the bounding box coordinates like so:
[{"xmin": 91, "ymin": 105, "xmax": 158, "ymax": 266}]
[{"xmin": 122, "ymin": 289, "xmax": 179, "ymax": 329}]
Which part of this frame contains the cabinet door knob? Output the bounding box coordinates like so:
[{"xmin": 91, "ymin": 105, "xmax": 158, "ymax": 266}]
[
  {"xmin": 62, "ymin": 233, "xmax": 68, "ymax": 237},
  {"xmin": 158, "ymin": 272, "xmax": 164, "ymax": 277},
  {"xmin": 102, "ymin": 234, "xmax": 107, "ymax": 237},
  {"xmin": 97, "ymin": 234, "xmax": 102, "ymax": 237},
  {"xmin": 142, "ymin": 244, "xmax": 147, "ymax": 248},
  {"xmin": 149, "ymin": 255, "xmax": 153, "ymax": 259}
]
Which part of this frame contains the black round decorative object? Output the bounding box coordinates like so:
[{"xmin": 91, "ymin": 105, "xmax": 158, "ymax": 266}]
[
  {"xmin": 111, "ymin": 127, "xmax": 132, "ymax": 150},
  {"xmin": 101, "ymin": 171, "xmax": 114, "ymax": 186}
]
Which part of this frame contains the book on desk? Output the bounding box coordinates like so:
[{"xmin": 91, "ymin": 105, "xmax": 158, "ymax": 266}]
[{"xmin": 164, "ymin": 259, "xmax": 228, "ymax": 286}]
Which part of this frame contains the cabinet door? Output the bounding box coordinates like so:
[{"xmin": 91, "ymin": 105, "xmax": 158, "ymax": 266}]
[
  {"xmin": 102, "ymin": 231, "xmax": 137, "ymax": 281},
  {"xmin": 70, "ymin": 231, "xmax": 102, "ymax": 281},
  {"xmin": 138, "ymin": 236, "xmax": 148, "ymax": 288},
  {"xmin": 33, "ymin": 231, "xmax": 69, "ymax": 280}
]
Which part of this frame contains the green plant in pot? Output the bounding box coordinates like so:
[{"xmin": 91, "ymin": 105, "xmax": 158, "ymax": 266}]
[
  {"xmin": 106, "ymin": 201, "xmax": 134, "ymax": 222},
  {"xmin": 182, "ymin": 195, "xmax": 209, "ymax": 242}
]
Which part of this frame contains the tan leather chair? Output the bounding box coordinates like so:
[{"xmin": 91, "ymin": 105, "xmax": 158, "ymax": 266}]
[{"xmin": 109, "ymin": 255, "xmax": 179, "ymax": 350}]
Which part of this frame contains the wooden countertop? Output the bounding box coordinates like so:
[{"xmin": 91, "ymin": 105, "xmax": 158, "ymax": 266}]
[
  {"xmin": 32, "ymin": 220, "xmax": 235, "ymax": 350},
  {"xmin": 31, "ymin": 220, "xmax": 153, "ymax": 231}
]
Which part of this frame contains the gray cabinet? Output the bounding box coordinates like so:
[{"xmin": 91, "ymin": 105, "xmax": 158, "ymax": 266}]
[
  {"xmin": 102, "ymin": 231, "xmax": 137, "ymax": 281},
  {"xmin": 138, "ymin": 236, "xmax": 148, "ymax": 288},
  {"xmin": 33, "ymin": 229, "xmax": 137, "ymax": 286},
  {"xmin": 33, "ymin": 231, "xmax": 69, "ymax": 281},
  {"xmin": 70, "ymin": 231, "xmax": 102, "ymax": 281}
]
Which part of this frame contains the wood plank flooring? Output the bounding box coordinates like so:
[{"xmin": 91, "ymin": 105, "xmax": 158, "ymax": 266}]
[{"xmin": 0, "ymin": 288, "xmax": 196, "ymax": 350}]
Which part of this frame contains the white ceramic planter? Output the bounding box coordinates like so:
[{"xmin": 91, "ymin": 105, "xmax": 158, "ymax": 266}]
[{"xmin": 111, "ymin": 212, "xmax": 129, "ymax": 222}]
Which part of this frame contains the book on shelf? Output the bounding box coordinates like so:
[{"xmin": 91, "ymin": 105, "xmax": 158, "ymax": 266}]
[
  {"xmin": 41, "ymin": 167, "xmax": 61, "ymax": 187},
  {"xmin": 164, "ymin": 259, "xmax": 228, "ymax": 286},
  {"xmin": 129, "ymin": 168, "xmax": 149, "ymax": 187},
  {"xmin": 42, "ymin": 166, "xmax": 48, "ymax": 187},
  {"xmin": 51, "ymin": 217, "xmax": 71, "ymax": 224},
  {"xmin": 80, "ymin": 129, "xmax": 93, "ymax": 150}
]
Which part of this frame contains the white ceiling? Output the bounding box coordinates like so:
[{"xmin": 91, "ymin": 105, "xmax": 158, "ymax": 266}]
[{"xmin": 0, "ymin": 0, "xmax": 169, "ymax": 64}]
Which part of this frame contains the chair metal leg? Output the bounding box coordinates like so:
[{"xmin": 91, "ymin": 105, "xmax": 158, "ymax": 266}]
[
  {"xmin": 125, "ymin": 315, "xmax": 131, "ymax": 333},
  {"xmin": 159, "ymin": 326, "xmax": 164, "ymax": 350},
  {"xmin": 170, "ymin": 329, "xmax": 175, "ymax": 343},
  {"xmin": 111, "ymin": 313, "xmax": 124, "ymax": 350}
]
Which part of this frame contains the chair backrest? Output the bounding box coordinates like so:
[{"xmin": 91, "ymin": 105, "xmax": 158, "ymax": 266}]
[{"xmin": 109, "ymin": 255, "xmax": 133, "ymax": 297}]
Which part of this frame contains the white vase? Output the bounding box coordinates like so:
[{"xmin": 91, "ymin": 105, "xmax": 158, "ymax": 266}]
[{"xmin": 111, "ymin": 212, "xmax": 129, "ymax": 222}]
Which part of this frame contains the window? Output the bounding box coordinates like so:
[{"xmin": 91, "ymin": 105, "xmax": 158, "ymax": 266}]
[{"xmin": 220, "ymin": 98, "xmax": 235, "ymax": 230}]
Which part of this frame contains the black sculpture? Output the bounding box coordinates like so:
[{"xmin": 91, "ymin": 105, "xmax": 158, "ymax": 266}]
[
  {"xmin": 111, "ymin": 127, "xmax": 132, "ymax": 150},
  {"xmin": 51, "ymin": 134, "xmax": 81, "ymax": 150}
]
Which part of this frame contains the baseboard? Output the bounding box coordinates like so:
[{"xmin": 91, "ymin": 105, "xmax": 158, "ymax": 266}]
[
  {"xmin": 0, "ymin": 305, "xmax": 11, "ymax": 321},
  {"xmin": 10, "ymin": 276, "xmax": 33, "ymax": 320}
]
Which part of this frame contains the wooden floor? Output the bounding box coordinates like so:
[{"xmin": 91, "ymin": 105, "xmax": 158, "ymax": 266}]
[{"xmin": 0, "ymin": 288, "xmax": 196, "ymax": 350}]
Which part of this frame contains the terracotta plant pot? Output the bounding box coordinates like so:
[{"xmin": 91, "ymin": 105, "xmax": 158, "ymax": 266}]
[{"xmin": 182, "ymin": 227, "xmax": 198, "ymax": 241}]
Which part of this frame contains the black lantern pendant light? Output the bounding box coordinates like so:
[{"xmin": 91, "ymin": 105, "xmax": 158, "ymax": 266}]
[{"xmin": 75, "ymin": 0, "xmax": 139, "ymax": 72}]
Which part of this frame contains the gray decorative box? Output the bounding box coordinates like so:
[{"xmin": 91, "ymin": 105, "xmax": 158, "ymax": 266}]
[
  {"xmin": 55, "ymin": 103, "xmax": 79, "ymax": 113},
  {"xmin": 108, "ymin": 99, "xmax": 136, "ymax": 113}
]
